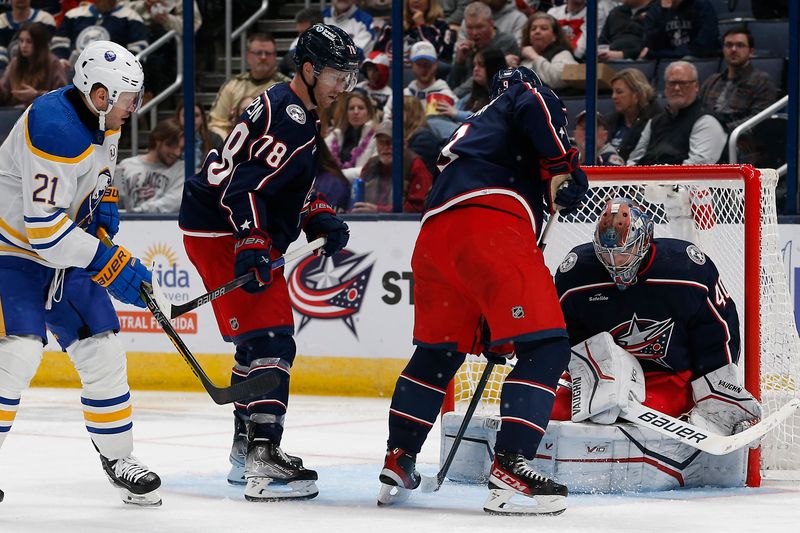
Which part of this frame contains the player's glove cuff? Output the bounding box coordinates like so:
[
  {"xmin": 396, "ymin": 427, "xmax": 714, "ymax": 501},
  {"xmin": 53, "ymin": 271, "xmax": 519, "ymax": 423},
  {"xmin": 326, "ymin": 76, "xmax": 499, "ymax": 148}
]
[{"xmin": 540, "ymin": 148, "xmax": 581, "ymax": 182}]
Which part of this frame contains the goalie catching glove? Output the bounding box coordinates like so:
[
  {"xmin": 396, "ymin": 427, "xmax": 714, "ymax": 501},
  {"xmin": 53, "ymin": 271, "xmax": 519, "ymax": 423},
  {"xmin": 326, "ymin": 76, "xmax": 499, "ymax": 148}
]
[
  {"xmin": 302, "ymin": 198, "xmax": 349, "ymax": 256},
  {"xmin": 688, "ymin": 363, "xmax": 762, "ymax": 435},
  {"xmin": 540, "ymin": 148, "xmax": 588, "ymax": 215},
  {"xmin": 568, "ymin": 332, "xmax": 645, "ymax": 424}
]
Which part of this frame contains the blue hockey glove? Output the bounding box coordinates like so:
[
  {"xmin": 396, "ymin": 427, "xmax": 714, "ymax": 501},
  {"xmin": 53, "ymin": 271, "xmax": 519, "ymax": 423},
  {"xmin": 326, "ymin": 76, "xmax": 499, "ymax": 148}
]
[
  {"xmin": 87, "ymin": 187, "xmax": 120, "ymax": 239},
  {"xmin": 303, "ymin": 199, "xmax": 349, "ymax": 256},
  {"xmin": 541, "ymin": 148, "xmax": 589, "ymax": 215},
  {"xmin": 234, "ymin": 228, "xmax": 273, "ymax": 293},
  {"xmin": 87, "ymin": 242, "xmax": 152, "ymax": 308}
]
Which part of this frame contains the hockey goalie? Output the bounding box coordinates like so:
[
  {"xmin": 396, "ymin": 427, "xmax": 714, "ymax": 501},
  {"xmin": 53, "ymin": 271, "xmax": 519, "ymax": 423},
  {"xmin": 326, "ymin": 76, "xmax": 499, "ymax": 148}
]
[{"xmin": 442, "ymin": 197, "xmax": 762, "ymax": 492}]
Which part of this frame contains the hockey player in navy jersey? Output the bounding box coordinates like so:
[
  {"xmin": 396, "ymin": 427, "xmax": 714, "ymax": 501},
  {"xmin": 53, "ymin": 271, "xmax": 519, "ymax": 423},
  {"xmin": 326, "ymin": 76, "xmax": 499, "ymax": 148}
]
[
  {"xmin": 0, "ymin": 41, "xmax": 161, "ymax": 506},
  {"xmin": 178, "ymin": 24, "xmax": 357, "ymax": 502},
  {"xmin": 376, "ymin": 67, "xmax": 589, "ymax": 515},
  {"xmin": 552, "ymin": 197, "xmax": 761, "ymax": 437}
]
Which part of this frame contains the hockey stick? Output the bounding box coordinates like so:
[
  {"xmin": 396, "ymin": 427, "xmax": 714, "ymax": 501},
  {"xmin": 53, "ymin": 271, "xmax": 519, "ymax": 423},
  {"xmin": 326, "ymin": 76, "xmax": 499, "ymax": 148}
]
[
  {"xmin": 168, "ymin": 237, "xmax": 326, "ymax": 318},
  {"xmin": 419, "ymin": 213, "xmax": 559, "ymax": 492},
  {"xmin": 97, "ymin": 229, "xmax": 280, "ymax": 405},
  {"xmin": 620, "ymin": 398, "xmax": 800, "ymax": 456},
  {"xmin": 420, "ymin": 355, "xmax": 504, "ymax": 493}
]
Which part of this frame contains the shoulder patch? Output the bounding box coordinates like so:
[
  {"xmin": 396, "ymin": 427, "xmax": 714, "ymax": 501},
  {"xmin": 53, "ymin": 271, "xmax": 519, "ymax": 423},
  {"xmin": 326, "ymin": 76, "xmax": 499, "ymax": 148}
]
[
  {"xmin": 559, "ymin": 252, "xmax": 578, "ymax": 273},
  {"xmin": 286, "ymin": 104, "xmax": 306, "ymax": 124},
  {"xmin": 686, "ymin": 244, "xmax": 706, "ymax": 265}
]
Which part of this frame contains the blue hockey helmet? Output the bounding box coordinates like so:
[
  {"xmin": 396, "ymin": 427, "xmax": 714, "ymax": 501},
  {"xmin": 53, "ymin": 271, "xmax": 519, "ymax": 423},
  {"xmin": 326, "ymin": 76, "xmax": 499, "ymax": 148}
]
[
  {"xmin": 490, "ymin": 66, "xmax": 543, "ymax": 99},
  {"xmin": 592, "ymin": 198, "xmax": 654, "ymax": 290}
]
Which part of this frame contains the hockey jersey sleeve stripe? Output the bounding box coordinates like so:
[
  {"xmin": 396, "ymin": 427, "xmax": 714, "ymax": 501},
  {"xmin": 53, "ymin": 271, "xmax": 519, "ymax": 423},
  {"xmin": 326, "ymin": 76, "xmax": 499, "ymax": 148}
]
[
  {"xmin": 0, "ymin": 244, "xmax": 40, "ymax": 259},
  {"xmin": 0, "ymin": 216, "xmax": 28, "ymax": 244},
  {"xmin": 24, "ymin": 213, "xmax": 70, "ymax": 240},
  {"xmin": 25, "ymin": 115, "xmax": 94, "ymax": 163}
]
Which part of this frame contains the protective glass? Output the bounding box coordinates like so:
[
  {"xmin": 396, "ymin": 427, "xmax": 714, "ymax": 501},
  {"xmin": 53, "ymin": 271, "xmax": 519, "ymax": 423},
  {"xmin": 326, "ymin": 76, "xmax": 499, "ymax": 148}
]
[
  {"xmin": 112, "ymin": 88, "xmax": 144, "ymax": 113},
  {"xmin": 318, "ymin": 68, "xmax": 358, "ymax": 92}
]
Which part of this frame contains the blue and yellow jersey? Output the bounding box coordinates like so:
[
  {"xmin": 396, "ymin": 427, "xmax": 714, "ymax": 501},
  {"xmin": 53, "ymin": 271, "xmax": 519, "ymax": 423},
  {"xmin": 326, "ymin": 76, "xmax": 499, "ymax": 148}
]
[{"xmin": 0, "ymin": 86, "xmax": 120, "ymax": 268}]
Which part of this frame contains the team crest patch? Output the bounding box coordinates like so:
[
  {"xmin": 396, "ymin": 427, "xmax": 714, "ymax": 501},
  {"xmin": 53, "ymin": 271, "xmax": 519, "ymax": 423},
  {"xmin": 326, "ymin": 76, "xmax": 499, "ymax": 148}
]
[
  {"xmin": 559, "ymin": 252, "xmax": 578, "ymax": 273},
  {"xmin": 686, "ymin": 245, "xmax": 706, "ymax": 265},
  {"xmin": 109, "ymin": 144, "xmax": 117, "ymax": 160},
  {"xmin": 512, "ymin": 306, "xmax": 525, "ymax": 319},
  {"xmin": 286, "ymin": 104, "xmax": 306, "ymax": 124}
]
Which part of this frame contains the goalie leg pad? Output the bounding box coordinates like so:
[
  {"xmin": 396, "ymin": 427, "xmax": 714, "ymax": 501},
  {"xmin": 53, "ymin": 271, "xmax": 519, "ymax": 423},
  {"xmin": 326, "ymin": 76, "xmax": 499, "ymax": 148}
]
[
  {"xmin": 495, "ymin": 337, "xmax": 569, "ymax": 457},
  {"xmin": 67, "ymin": 332, "xmax": 133, "ymax": 459},
  {"xmin": 568, "ymin": 332, "xmax": 645, "ymax": 424},
  {"xmin": 388, "ymin": 346, "xmax": 466, "ymax": 453}
]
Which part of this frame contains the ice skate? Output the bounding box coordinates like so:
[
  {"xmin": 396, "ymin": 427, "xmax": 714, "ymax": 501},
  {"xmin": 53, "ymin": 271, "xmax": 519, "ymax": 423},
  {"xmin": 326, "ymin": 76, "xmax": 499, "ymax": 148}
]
[
  {"xmin": 483, "ymin": 451, "xmax": 567, "ymax": 515},
  {"xmin": 377, "ymin": 448, "xmax": 421, "ymax": 506},
  {"xmin": 229, "ymin": 416, "xmax": 303, "ymax": 485},
  {"xmin": 100, "ymin": 455, "xmax": 162, "ymax": 507},
  {"xmin": 243, "ymin": 439, "xmax": 318, "ymax": 501}
]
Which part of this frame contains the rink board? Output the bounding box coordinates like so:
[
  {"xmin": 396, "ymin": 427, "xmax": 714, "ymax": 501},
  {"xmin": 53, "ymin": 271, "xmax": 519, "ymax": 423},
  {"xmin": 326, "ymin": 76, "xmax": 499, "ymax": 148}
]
[{"xmin": 31, "ymin": 219, "xmax": 800, "ymax": 396}]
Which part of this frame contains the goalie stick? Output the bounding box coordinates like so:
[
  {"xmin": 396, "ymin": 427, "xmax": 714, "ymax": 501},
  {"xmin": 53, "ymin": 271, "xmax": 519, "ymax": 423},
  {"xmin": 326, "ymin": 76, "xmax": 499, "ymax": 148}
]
[
  {"xmin": 419, "ymin": 214, "xmax": 560, "ymax": 493},
  {"xmin": 168, "ymin": 237, "xmax": 326, "ymax": 318},
  {"xmin": 620, "ymin": 399, "xmax": 800, "ymax": 456},
  {"xmin": 97, "ymin": 229, "xmax": 280, "ymax": 405}
]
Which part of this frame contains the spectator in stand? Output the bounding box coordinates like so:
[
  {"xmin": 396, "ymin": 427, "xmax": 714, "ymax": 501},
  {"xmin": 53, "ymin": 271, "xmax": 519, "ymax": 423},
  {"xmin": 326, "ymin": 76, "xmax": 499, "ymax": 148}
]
[
  {"xmin": 436, "ymin": 45, "xmax": 506, "ymax": 122},
  {"xmin": 351, "ymin": 120, "xmax": 433, "ymax": 214},
  {"xmin": 641, "ymin": 0, "xmax": 720, "ymax": 59},
  {"xmin": 325, "ymin": 90, "xmax": 378, "ymax": 181},
  {"xmin": 207, "ymin": 33, "xmax": 289, "ymax": 138},
  {"xmin": 0, "ymin": 22, "xmax": 65, "ymax": 107},
  {"xmin": 279, "ymin": 7, "xmax": 323, "ymax": 77},
  {"xmin": 323, "ymin": 0, "xmax": 376, "ymax": 57},
  {"xmin": 0, "ymin": 0, "xmax": 55, "ymax": 71},
  {"xmin": 457, "ymin": 0, "xmax": 527, "ymax": 47},
  {"xmin": 404, "ymin": 40, "xmax": 457, "ymax": 106},
  {"xmin": 116, "ymin": 117, "xmax": 185, "ymax": 213},
  {"xmin": 627, "ymin": 61, "xmax": 725, "ymax": 165},
  {"xmin": 313, "ymin": 139, "xmax": 352, "ymax": 213},
  {"xmin": 52, "ymin": 0, "xmax": 148, "ymax": 66},
  {"xmin": 125, "ymin": 1, "xmax": 202, "ymax": 98},
  {"xmin": 375, "ymin": 0, "xmax": 457, "ymax": 66},
  {"xmin": 598, "ymin": 0, "xmax": 652, "ymax": 62},
  {"xmin": 699, "ymin": 27, "xmax": 778, "ymax": 134},
  {"xmin": 573, "ymin": 111, "xmax": 625, "ymax": 166},
  {"xmin": 175, "ymin": 102, "xmax": 223, "ymax": 173},
  {"xmin": 548, "ymin": 0, "xmax": 615, "ymax": 59},
  {"xmin": 605, "ymin": 68, "xmax": 660, "ymax": 162},
  {"xmin": 29, "ymin": 0, "xmax": 60, "ymax": 16},
  {"xmin": 441, "ymin": 0, "xmax": 472, "ymax": 27},
  {"xmin": 507, "ymin": 12, "xmax": 577, "ymax": 91},
  {"xmin": 448, "ymin": 2, "xmax": 519, "ymax": 97},
  {"xmin": 356, "ymin": 50, "xmax": 392, "ymax": 111},
  {"xmin": 404, "ymin": 94, "xmax": 445, "ymax": 176}
]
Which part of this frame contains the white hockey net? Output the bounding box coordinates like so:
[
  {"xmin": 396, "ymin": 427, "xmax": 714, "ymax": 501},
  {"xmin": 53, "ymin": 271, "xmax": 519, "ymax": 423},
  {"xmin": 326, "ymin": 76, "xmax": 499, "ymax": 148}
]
[{"xmin": 446, "ymin": 166, "xmax": 800, "ymax": 481}]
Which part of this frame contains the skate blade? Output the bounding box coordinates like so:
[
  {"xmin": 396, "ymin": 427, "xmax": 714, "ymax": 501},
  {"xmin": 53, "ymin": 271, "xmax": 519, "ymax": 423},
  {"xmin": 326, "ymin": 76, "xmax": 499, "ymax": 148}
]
[
  {"xmin": 483, "ymin": 488, "xmax": 565, "ymax": 516},
  {"xmin": 377, "ymin": 482, "xmax": 412, "ymax": 506},
  {"xmin": 120, "ymin": 488, "xmax": 162, "ymax": 507},
  {"xmin": 244, "ymin": 478, "xmax": 318, "ymax": 502}
]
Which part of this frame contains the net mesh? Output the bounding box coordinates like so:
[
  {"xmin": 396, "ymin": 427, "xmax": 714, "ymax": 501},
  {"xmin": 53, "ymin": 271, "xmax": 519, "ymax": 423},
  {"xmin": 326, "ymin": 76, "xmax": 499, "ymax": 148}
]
[{"xmin": 449, "ymin": 167, "xmax": 800, "ymax": 475}]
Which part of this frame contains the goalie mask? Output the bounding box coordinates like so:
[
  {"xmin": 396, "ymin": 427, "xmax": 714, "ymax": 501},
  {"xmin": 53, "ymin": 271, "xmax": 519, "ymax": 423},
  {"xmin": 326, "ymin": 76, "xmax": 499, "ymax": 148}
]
[{"xmin": 593, "ymin": 198, "xmax": 654, "ymax": 290}]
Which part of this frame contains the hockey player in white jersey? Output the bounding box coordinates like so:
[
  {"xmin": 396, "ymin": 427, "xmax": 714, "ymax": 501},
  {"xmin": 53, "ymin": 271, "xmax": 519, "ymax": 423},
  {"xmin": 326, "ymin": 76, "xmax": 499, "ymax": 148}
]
[{"xmin": 0, "ymin": 41, "xmax": 161, "ymax": 506}]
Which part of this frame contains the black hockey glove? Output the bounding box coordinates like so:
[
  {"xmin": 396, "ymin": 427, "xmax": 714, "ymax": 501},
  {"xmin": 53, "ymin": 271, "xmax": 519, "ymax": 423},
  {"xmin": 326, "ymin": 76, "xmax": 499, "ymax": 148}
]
[
  {"xmin": 234, "ymin": 228, "xmax": 273, "ymax": 293},
  {"xmin": 303, "ymin": 199, "xmax": 350, "ymax": 256},
  {"xmin": 541, "ymin": 148, "xmax": 589, "ymax": 215}
]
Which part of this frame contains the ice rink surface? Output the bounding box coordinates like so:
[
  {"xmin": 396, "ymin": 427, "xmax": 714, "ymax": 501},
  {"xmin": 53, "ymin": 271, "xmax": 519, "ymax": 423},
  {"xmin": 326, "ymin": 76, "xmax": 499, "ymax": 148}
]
[{"xmin": 1, "ymin": 388, "xmax": 798, "ymax": 533}]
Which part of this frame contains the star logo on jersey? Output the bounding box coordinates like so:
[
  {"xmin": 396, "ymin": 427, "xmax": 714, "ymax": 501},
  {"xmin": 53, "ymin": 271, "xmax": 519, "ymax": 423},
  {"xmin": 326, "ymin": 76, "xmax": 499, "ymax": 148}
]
[
  {"xmin": 240, "ymin": 219, "xmax": 252, "ymax": 231},
  {"xmin": 609, "ymin": 313, "xmax": 675, "ymax": 368},
  {"xmin": 288, "ymin": 249, "xmax": 374, "ymax": 338}
]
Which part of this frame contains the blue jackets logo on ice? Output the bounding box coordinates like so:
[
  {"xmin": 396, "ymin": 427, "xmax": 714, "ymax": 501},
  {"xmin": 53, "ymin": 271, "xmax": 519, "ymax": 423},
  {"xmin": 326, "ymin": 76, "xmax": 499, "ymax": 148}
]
[{"xmin": 288, "ymin": 249, "xmax": 374, "ymax": 337}]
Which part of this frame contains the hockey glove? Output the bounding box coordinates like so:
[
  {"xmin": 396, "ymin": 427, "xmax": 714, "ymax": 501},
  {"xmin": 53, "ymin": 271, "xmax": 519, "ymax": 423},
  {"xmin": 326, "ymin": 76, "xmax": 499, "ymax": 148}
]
[
  {"xmin": 87, "ymin": 187, "xmax": 120, "ymax": 239},
  {"xmin": 87, "ymin": 241, "xmax": 152, "ymax": 308},
  {"xmin": 234, "ymin": 228, "xmax": 273, "ymax": 293},
  {"xmin": 303, "ymin": 199, "xmax": 349, "ymax": 256},
  {"xmin": 541, "ymin": 148, "xmax": 589, "ymax": 215},
  {"xmin": 688, "ymin": 364, "xmax": 762, "ymax": 436}
]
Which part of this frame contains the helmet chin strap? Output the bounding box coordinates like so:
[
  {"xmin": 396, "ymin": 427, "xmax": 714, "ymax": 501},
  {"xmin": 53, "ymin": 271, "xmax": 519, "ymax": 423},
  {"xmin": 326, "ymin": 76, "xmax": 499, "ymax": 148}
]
[
  {"xmin": 300, "ymin": 66, "xmax": 319, "ymax": 108},
  {"xmin": 84, "ymin": 94, "xmax": 110, "ymax": 130}
]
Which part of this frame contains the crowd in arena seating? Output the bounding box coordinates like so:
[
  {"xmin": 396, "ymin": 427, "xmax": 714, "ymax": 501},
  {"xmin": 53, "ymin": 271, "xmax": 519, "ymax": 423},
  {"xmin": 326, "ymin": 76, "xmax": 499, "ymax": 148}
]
[{"xmin": 0, "ymin": 0, "xmax": 792, "ymax": 214}]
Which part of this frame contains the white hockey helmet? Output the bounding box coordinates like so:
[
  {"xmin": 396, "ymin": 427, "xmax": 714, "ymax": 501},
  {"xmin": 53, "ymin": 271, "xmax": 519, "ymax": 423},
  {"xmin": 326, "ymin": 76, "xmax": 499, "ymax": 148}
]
[{"xmin": 73, "ymin": 40, "xmax": 144, "ymax": 129}]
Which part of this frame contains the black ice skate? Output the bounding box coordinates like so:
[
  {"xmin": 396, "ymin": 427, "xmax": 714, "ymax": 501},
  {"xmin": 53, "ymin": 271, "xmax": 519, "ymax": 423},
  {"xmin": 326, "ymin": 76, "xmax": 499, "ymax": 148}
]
[
  {"xmin": 243, "ymin": 439, "xmax": 318, "ymax": 501},
  {"xmin": 484, "ymin": 450, "xmax": 567, "ymax": 515},
  {"xmin": 228, "ymin": 415, "xmax": 303, "ymax": 486},
  {"xmin": 100, "ymin": 455, "xmax": 162, "ymax": 507},
  {"xmin": 377, "ymin": 448, "xmax": 421, "ymax": 506}
]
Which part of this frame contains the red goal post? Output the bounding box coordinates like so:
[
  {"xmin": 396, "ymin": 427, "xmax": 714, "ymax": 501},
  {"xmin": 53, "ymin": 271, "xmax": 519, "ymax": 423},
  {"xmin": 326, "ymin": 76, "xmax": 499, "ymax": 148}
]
[{"xmin": 441, "ymin": 165, "xmax": 800, "ymax": 487}]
